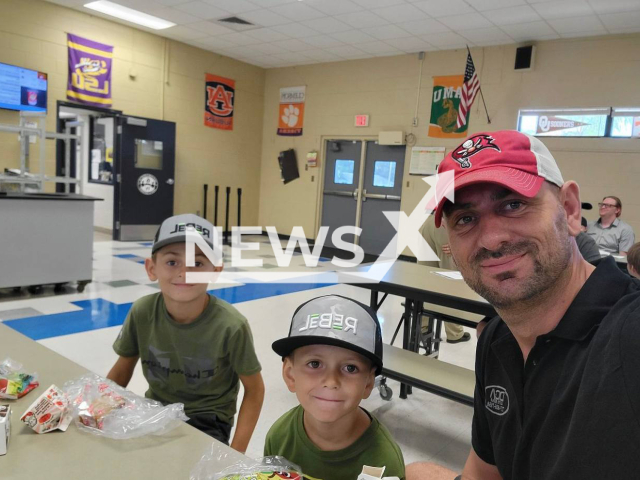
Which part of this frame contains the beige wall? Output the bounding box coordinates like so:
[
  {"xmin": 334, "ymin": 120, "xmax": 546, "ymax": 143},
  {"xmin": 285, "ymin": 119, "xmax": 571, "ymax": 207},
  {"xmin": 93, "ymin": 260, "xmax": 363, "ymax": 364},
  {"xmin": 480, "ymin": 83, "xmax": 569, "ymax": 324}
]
[
  {"xmin": 0, "ymin": 0, "xmax": 265, "ymax": 226},
  {"xmin": 258, "ymin": 34, "xmax": 640, "ymax": 246}
]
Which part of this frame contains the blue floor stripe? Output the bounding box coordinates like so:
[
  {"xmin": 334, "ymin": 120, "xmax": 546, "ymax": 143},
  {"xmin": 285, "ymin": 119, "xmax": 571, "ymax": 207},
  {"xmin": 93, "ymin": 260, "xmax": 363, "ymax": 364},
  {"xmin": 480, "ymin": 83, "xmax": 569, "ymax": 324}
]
[{"xmin": 4, "ymin": 281, "xmax": 334, "ymax": 341}]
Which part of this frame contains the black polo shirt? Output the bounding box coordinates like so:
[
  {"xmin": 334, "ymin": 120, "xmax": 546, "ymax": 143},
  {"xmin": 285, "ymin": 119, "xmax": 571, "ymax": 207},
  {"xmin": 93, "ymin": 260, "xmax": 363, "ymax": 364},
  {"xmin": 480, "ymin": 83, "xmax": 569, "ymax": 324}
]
[{"xmin": 472, "ymin": 256, "xmax": 640, "ymax": 479}]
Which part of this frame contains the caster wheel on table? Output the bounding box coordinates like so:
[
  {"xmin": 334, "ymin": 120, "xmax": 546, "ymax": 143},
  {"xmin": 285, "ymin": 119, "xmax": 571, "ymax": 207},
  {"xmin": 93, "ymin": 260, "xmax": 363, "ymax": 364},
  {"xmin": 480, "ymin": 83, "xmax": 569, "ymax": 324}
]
[{"xmin": 379, "ymin": 384, "xmax": 393, "ymax": 401}]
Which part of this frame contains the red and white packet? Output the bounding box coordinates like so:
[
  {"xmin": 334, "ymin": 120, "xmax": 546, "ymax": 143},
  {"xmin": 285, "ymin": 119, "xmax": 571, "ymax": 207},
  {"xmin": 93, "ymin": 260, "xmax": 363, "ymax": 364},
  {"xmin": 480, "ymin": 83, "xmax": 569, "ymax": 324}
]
[{"xmin": 20, "ymin": 385, "xmax": 72, "ymax": 434}]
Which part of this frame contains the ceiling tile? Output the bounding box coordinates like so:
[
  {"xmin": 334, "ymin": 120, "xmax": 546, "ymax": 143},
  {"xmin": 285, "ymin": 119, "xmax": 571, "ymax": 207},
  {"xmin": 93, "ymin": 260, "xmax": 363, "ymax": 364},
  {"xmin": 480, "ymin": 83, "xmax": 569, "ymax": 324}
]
[
  {"xmin": 300, "ymin": 35, "xmax": 346, "ymax": 47},
  {"xmin": 269, "ymin": 3, "xmax": 326, "ymax": 21},
  {"xmin": 301, "ymin": 17, "xmax": 353, "ymax": 34},
  {"xmin": 271, "ymin": 52, "xmax": 313, "ymax": 62},
  {"xmin": 548, "ymin": 15, "xmax": 606, "ymax": 34},
  {"xmin": 352, "ymin": 0, "xmax": 406, "ymax": 7},
  {"xmin": 173, "ymin": 1, "xmax": 230, "ymax": 19},
  {"xmin": 438, "ymin": 12, "xmax": 495, "ymax": 29},
  {"xmin": 588, "ymin": 0, "xmax": 640, "ymax": 15},
  {"xmin": 249, "ymin": 0, "xmax": 298, "ymax": 7},
  {"xmin": 413, "ymin": 0, "xmax": 475, "ymax": 18},
  {"xmin": 270, "ymin": 38, "xmax": 317, "ymax": 51},
  {"xmin": 163, "ymin": 25, "xmax": 210, "ymax": 40},
  {"xmin": 372, "ymin": 4, "xmax": 429, "ymax": 23},
  {"xmin": 599, "ymin": 11, "xmax": 640, "ymax": 31},
  {"xmin": 356, "ymin": 41, "xmax": 402, "ymax": 54},
  {"xmin": 330, "ymin": 30, "xmax": 377, "ymax": 44},
  {"xmin": 460, "ymin": 26, "xmax": 514, "ymax": 43},
  {"xmin": 324, "ymin": 45, "xmax": 368, "ymax": 58},
  {"xmin": 155, "ymin": 0, "xmax": 193, "ymax": 6},
  {"xmin": 271, "ymin": 22, "xmax": 322, "ymax": 38},
  {"xmin": 215, "ymin": 32, "xmax": 262, "ymax": 45},
  {"xmin": 482, "ymin": 5, "xmax": 542, "ymax": 25},
  {"xmin": 251, "ymin": 42, "xmax": 293, "ymax": 55},
  {"xmin": 244, "ymin": 28, "xmax": 291, "ymax": 42},
  {"xmin": 532, "ymin": 0, "xmax": 594, "ymax": 20},
  {"xmin": 340, "ymin": 11, "xmax": 389, "ymax": 28},
  {"xmin": 202, "ymin": 0, "xmax": 260, "ymax": 14},
  {"xmin": 361, "ymin": 24, "xmax": 413, "ymax": 40},
  {"xmin": 148, "ymin": 7, "xmax": 200, "ymax": 24},
  {"xmin": 398, "ymin": 18, "xmax": 451, "ymax": 34},
  {"xmin": 240, "ymin": 8, "xmax": 291, "ymax": 27},
  {"xmin": 384, "ymin": 36, "xmax": 437, "ymax": 51},
  {"xmin": 465, "ymin": 0, "xmax": 526, "ymax": 11},
  {"xmin": 305, "ymin": 0, "xmax": 364, "ymax": 16},
  {"xmin": 500, "ymin": 20, "xmax": 559, "ymax": 40},
  {"xmin": 188, "ymin": 21, "xmax": 236, "ymax": 35},
  {"xmin": 421, "ymin": 31, "xmax": 470, "ymax": 47}
]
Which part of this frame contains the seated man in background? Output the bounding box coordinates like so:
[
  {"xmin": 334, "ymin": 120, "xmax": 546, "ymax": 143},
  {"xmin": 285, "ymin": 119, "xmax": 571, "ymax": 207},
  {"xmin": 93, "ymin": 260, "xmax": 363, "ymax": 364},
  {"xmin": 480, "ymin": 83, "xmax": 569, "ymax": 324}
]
[
  {"xmin": 576, "ymin": 217, "xmax": 601, "ymax": 264},
  {"xmin": 587, "ymin": 195, "xmax": 635, "ymax": 254},
  {"xmin": 407, "ymin": 130, "xmax": 640, "ymax": 480}
]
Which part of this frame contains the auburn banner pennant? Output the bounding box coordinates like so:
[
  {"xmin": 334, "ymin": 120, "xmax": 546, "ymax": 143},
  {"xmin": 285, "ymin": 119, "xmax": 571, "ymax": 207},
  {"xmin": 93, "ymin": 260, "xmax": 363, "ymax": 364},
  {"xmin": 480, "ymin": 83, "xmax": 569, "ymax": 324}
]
[{"xmin": 204, "ymin": 74, "xmax": 235, "ymax": 130}]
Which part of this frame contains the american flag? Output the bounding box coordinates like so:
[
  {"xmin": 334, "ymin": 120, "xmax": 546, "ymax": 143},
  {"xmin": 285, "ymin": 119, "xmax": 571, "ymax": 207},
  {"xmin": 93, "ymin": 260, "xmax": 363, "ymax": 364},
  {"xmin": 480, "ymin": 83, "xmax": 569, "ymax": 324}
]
[{"xmin": 456, "ymin": 51, "xmax": 480, "ymax": 129}]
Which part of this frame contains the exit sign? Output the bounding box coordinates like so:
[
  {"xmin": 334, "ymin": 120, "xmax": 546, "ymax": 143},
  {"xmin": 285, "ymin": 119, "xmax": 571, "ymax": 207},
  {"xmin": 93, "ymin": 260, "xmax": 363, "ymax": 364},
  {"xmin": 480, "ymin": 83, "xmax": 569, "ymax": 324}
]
[{"xmin": 355, "ymin": 115, "xmax": 369, "ymax": 127}]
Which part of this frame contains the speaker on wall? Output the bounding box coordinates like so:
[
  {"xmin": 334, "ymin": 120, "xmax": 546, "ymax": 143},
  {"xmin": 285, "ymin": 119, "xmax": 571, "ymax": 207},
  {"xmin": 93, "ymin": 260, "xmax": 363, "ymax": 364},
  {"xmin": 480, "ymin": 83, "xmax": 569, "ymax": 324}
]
[
  {"xmin": 278, "ymin": 149, "xmax": 300, "ymax": 185},
  {"xmin": 515, "ymin": 45, "xmax": 536, "ymax": 71}
]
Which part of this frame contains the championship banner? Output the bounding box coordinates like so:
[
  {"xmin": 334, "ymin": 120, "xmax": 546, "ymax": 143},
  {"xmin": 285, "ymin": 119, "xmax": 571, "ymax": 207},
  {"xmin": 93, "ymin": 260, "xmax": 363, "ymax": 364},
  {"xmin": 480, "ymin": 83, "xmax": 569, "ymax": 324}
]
[
  {"xmin": 428, "ymin": 75, "xmax": 468, "ymax": 139},
  {"xmin": 205, "ymin": 74, "xmax": 235, "ymax": 130},
  {"xmin": 67, "ymin": 34, "xmax": 113, "ymax": 107},
  {"xmin": 278, "ymin": 86, "xmax": 305, "ymax": 136}
]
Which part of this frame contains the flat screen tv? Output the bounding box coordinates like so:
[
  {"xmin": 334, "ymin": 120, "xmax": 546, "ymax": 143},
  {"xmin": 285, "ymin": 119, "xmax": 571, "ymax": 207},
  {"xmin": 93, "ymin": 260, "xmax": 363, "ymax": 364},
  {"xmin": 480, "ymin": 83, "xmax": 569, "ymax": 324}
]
[{"xmin": 0, "ymin": 62, "xmax": 48, "ymax": 113}]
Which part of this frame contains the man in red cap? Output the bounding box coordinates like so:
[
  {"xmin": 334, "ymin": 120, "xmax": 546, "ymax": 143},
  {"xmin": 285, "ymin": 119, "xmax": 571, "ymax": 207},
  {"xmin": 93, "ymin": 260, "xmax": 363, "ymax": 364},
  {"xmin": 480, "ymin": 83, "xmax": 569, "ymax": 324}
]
[{"xmin": 407, "ymin": 130, "xmax": 640, "ymax": 480}]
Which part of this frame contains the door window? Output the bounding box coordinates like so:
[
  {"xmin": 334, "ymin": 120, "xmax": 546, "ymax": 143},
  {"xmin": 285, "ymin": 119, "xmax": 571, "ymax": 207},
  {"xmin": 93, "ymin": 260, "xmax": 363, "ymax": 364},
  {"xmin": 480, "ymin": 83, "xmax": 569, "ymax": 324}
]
[
  {"xmin": 373, "ymin": 161, "xmax": 396, "ymax": 188},
  {"xmin": 334, "ymin": 159, "xmax": 355, "ymax": 185},
  {"xmin": 135, "ymin": 139, "xmax": 163, "ymax": 170}
]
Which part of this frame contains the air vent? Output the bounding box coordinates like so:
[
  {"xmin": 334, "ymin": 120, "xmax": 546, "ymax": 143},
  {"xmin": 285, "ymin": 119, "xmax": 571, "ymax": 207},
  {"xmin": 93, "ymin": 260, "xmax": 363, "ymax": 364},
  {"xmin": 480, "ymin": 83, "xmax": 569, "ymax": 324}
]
[
  {"xmin": 219, "ymin": 16, "xmax": 254, "ymax": 26},
  {"xmin": 214, "ymin": 16, "xmax": 258, "ymax": 32}
]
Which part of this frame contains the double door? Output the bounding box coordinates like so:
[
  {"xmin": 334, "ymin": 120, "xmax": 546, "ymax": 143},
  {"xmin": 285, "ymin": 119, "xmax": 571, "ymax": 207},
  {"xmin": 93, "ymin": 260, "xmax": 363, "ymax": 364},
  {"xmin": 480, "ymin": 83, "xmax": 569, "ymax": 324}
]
[{"xmin": 321, "ymin": 140, "xmax": 406, "ymax": 256}]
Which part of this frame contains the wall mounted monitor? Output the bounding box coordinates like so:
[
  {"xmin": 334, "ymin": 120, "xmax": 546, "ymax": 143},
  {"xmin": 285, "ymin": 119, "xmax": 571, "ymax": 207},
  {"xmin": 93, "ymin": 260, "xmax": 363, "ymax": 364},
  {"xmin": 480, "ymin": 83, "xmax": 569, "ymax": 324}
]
[{"xmin": 0, "ymin": 62, "xmax": 48, "ymax": 113}]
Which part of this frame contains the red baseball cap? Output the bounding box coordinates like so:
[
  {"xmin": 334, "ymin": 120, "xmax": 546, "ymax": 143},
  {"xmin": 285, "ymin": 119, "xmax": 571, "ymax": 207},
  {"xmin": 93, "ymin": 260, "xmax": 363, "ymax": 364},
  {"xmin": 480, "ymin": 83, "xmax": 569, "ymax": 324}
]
[{"xmin": 432, "ymin": 130, "xmax": 564, "ymax": 227}]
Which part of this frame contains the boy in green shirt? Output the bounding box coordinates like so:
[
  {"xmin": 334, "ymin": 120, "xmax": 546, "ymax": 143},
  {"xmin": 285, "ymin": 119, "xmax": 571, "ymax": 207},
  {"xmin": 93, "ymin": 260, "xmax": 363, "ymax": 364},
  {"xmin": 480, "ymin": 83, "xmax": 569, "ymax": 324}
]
[
  {"xmin": 266, "ymin": 295, "xmax": 405, "ymax": 480},
  {"xmin": 107, "ymin": 214, "xmax": 264, "ymax": 452}
]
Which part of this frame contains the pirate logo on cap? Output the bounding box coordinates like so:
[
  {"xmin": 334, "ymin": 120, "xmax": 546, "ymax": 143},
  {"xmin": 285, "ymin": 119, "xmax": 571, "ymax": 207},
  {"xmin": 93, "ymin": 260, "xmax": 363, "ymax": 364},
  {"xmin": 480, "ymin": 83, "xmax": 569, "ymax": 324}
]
[{"xmin": 452, "ymin": 134, "xmax": 501, "ymax": 169}]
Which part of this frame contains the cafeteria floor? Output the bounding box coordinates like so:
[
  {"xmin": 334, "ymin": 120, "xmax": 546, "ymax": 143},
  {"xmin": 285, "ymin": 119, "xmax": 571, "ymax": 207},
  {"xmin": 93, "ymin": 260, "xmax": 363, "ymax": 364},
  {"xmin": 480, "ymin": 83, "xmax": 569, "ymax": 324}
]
[{"xmin": 0, "ymin": 231, "xmax": 478, "ymax": 470}]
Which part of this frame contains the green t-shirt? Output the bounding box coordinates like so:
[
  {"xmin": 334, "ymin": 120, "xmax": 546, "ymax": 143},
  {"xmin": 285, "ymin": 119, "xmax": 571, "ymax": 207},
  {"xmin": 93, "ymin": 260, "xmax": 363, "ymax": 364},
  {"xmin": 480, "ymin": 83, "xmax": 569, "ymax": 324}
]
[
  {"xmin": 264, "ymin": 405, "xmax": 405, "ymax": 480},
  {"xmin": 113, "ymin": 293, "xmax": 261, "ymax": 425}
]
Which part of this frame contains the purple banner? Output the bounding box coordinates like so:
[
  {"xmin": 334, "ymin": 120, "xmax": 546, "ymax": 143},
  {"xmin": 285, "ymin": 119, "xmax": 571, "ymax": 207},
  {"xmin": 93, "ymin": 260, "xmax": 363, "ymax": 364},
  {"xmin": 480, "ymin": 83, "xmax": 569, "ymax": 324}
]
[{"xmin": 67, "ymin": 33, "xmax": 113, "ymax": 107}]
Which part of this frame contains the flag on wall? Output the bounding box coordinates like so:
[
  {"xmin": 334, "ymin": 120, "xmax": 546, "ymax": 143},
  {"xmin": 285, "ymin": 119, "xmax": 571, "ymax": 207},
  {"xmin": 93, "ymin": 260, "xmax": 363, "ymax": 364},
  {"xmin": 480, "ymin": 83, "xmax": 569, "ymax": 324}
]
[
  {"xmin": 456, "ymin": 50, "xmax": 480, "ymax": 129},
  {"xmin": 66, "ymin": 33, "xmax": 113, "ymax": 107},
  {"xmin": 278, "ymin": 86, "xmax": 305, "ymax": 136},
  {"xmin": 428, "ymin": 75, "xmax": 468, "ymax": 138},
  {"xmin": 204, "ymin": 74, "xmax": 235, "ymax": 130}
]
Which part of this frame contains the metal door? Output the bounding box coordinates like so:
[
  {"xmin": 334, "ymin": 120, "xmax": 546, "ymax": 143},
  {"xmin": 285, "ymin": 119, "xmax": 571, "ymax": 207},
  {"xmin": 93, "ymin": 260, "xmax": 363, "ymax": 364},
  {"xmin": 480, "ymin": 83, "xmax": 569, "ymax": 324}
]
[
  {"xmin": 320, "ymin": 140, "xmax": 362, "ymax": 249},
  {"xmin": 358, "ymin": 141, "xmax": 406, "ymax": 256},
  {"xmin": 114, "ymin": 115, "xmax": 176, "ymax": 241}
]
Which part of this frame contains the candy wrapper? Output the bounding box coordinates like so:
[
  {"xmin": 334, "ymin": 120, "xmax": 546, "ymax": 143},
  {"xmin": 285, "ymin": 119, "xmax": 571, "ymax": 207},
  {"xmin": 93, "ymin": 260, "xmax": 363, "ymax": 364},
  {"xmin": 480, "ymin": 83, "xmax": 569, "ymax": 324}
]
[
  {"xmin": 0, "ymin": 357, "xmax": 39, "ymax": 399},
  {"xmin": 190, "ymin": 448, "xmax": 303, "ymax": 480},
  {"xmin": 20, "ymin": 384, "xmax": 72, "ymax": 434},
  {"xmin": 63, "ymin": 373, "xmax": 188, "ymax": 439}
]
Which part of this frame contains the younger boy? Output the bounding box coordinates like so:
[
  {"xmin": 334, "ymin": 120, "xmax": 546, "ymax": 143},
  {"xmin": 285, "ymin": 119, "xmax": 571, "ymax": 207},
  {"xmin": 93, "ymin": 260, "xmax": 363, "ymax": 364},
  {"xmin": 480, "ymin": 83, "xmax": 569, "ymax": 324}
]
[
  {"xmin": 626, "ymin": 242, "xmax": 640, "ymax": 279},
  {"xmin": 265, "ymin": 294, "xmax": 405, "ymax": 480},
  {"xmin": 107, "ymin": 214, "xmax": 264, "ymax": 452}
]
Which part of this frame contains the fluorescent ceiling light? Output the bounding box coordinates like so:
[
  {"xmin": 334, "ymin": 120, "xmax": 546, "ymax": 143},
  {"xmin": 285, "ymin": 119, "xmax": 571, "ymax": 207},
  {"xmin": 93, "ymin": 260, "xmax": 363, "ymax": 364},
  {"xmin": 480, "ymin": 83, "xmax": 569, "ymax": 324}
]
[{"xmin": 84, "ymin": 1, "xmax": 176, "ymax": 30}]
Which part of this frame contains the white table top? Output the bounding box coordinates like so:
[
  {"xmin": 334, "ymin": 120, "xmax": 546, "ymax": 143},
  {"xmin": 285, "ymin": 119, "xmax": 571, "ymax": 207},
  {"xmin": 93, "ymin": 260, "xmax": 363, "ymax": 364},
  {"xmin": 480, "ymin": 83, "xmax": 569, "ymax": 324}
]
[{"xmin": 0, "ymin": 323, "xmax": 247, "ymax": 479}]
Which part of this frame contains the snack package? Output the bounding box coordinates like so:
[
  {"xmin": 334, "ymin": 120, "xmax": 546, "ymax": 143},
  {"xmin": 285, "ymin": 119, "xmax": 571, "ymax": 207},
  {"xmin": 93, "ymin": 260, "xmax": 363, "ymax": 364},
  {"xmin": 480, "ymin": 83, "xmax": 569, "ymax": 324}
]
[
  {"xmin": 190, "ymin": 448, "xmax": 303, "ymax": 480},
  {"xmin": 20, "ymin": 385, "xmax": 72, "ymax": 434},
  {"xmin": 0, "ymin": 405, "xmax": 10, "ymax": 455},
  {"xmin": 64, "ymin": 373, "xmax": 188, "ymax": 439},
  {"xmin": 0, "ymin": 358, "xmax": 39, "ymax": 399}
]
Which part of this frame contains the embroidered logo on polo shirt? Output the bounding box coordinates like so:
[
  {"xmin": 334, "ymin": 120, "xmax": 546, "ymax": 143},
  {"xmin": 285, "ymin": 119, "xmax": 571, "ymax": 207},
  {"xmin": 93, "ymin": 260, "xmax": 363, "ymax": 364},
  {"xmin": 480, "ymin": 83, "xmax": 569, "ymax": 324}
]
[{"xmin": 485, "ymin": 385, "xmax": 509, "ymax": 416}]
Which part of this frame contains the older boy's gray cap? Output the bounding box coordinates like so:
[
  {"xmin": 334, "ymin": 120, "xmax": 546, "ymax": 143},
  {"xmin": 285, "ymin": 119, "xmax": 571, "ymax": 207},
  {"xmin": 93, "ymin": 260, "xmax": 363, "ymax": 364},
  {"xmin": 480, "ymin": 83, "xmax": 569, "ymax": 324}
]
[
  {"xmin": 272, "ymin": 295, "xmax": 383, "ymax": 375},
  {"xmin": 152, "ymin": 213, "xmax": 214, "ymax": 253}
]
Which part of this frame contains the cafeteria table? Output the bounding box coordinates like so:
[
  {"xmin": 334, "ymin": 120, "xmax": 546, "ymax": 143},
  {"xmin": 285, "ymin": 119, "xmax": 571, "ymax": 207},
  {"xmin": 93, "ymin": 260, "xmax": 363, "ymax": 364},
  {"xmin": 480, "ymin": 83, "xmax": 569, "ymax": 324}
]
[{"xmin": 0, "ymin": 323, "xmax": 247, "ymax": 479}]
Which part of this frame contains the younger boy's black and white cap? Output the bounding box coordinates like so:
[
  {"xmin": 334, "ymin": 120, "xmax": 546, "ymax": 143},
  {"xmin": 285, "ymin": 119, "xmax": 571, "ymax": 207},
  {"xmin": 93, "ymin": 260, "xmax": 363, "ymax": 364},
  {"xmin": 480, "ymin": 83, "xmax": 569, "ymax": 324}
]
[
  {"xmin": 152, "ymin": 213, "xmax": 215, "ymax": 254},
  {"xmin": 272, "ymin": 295, "xmax": 383, "ymax": 375}
]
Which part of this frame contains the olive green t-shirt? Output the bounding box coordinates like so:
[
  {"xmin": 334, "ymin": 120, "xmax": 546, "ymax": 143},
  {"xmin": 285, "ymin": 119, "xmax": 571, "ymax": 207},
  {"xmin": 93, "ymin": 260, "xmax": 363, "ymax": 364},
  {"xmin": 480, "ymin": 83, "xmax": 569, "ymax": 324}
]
[
  {"xmin": 113, "ymin": 293, "xmax": 261, "ymax": 425},
  {"xmin": 264, "ymin": 405, "xmax": 405, "ymax": 480}
]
